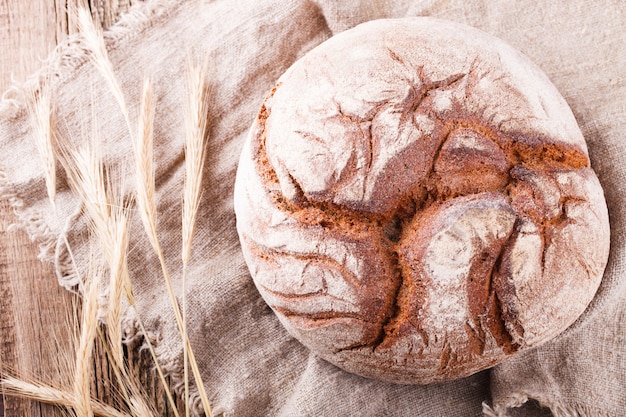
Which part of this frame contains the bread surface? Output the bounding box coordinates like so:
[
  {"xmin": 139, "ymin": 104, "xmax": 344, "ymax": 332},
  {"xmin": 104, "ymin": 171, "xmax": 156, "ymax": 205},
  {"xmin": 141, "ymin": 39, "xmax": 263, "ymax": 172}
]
[{"xmin": 233, "ymin": 17, "xmax": 611, "ymax": 384}]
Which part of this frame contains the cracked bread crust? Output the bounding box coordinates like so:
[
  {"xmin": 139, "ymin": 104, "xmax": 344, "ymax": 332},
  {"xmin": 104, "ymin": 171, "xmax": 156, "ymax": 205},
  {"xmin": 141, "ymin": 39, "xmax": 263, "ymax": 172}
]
[{"xmin": 233, "ymin": 17, "xmax": 611, "ymax": 384}]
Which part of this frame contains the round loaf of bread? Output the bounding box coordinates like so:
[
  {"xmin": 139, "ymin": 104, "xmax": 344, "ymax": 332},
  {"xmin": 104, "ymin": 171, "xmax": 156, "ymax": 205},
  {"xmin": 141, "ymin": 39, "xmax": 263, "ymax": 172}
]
[{"xmin": 233, "ymin": 17, "xmax": 611, "ymax": 384}]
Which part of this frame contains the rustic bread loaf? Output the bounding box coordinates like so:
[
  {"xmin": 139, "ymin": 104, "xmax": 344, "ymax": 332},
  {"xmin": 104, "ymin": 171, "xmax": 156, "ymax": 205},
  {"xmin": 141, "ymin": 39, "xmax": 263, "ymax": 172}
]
[{"xmin": 233, "ymin": 17, "xmax": 611, "ymax": 384}]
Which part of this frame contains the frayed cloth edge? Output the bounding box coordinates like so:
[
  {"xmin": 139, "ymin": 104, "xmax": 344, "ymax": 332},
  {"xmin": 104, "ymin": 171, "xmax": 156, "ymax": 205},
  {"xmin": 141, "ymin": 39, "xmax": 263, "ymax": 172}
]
[
  {"xmin": 122, "ymin": 314, "xmax": 214, "ymax": 417},
  {"xmin": 484, "ymin": 395, "xmax": 621, "ymax": 417},
  {"xmin": 0, "ymin": 166, "xmax": 58, "ymax": 266}
]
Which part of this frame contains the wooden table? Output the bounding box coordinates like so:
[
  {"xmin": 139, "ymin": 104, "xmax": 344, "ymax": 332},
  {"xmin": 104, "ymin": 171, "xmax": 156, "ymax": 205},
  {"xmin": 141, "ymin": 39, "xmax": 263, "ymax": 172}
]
[{"xmin": 0, "ymin": 2, "xmax": 177, "ymax": 416}]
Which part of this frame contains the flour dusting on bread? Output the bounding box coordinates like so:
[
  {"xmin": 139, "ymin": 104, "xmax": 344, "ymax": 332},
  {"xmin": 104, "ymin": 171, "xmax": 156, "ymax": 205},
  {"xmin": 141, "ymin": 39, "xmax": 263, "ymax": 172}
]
[{"xmin": 234, "ymin": 17, "xmax": 610, "ymax": 384}]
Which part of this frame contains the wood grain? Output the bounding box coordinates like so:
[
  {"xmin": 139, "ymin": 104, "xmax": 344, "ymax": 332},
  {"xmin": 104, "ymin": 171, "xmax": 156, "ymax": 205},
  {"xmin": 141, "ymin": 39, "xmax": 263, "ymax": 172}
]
[
  {"xmin": 0, "ymin": 1, "xmax": 139, "ymax": 91},
  {"xmin": 0, "ymin": 2, "xmax": 180, "ymax": 416},
  {"xmin": 0, "ymin": 201, "xmax": 77, "ymax": 417},
  {"xmin": 0, "ymin": 2, "xmax": 67, "ymax": 405}
]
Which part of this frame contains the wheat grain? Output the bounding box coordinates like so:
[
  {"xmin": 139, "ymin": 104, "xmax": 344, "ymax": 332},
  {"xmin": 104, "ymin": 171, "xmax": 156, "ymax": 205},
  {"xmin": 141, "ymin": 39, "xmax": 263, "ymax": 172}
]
[{"xmin": 134, "ymin": 79, "xmax": 159, "ymax": 254}]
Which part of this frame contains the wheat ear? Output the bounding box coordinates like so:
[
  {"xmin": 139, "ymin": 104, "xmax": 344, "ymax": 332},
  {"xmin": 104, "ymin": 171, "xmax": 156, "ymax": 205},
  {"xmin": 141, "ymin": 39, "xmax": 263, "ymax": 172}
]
[
  {"xmin": 133, "ymin": 83, "xmax": 212, "ymax": 417},
  {"xmin": 134, "ymin": 78, "xmax": 159, "ymax": 254},
  {"xmin": 26, "ymin": 79, "xmax": 95, "ymax": 300},
  {"xmin": 73, "ymin": 263, "xmax": 102, "ymax": 417},
  {"xmin": 133, "ymin": 78, "xmax": 182, "ymax": 417},
  {"xmin": 62, "ymin": 142, "xmax": 129, "ymax": 399},
  {"xmin": 106, "ymin": 202, "xmax": 130, "ymax": 368},
  {"xmin": 74, "ymin": 5, "xmax": 212, "ymax": 414},
  {"xmin": 182, "ymin": 65, "xmax": 210, "ymax": 266},
  {"xmin": 182, "ymin": 64, "xmax": 211, "ymax": 417},
  {"xmin": 64, "ymin": 143, "xmax": 110, "ymax": 244},
  {"xmin": 74, "ymin": 4, "xmax": 131, "ymax": 130}
]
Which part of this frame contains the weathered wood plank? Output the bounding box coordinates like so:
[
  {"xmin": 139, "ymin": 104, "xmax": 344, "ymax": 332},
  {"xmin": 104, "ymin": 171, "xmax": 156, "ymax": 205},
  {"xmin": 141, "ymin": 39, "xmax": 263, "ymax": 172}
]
[
  {"xmin": 0, "ymin": 200, "xmax": 75, "ymax": 417},
  {"xmin": 0, "ymin": 1, "xmax": 70, "ymax": 414},
  {"xmin": 0, "ymin": 1, "xmax": 59, "ymax": 90}
]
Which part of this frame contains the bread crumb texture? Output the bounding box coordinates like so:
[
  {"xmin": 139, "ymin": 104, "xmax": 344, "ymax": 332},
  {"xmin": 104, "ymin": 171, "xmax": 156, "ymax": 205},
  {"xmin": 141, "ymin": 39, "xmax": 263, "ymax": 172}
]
[{"xmin": 233, "ymin": 18, "xmax": 610, "ymax": 384}]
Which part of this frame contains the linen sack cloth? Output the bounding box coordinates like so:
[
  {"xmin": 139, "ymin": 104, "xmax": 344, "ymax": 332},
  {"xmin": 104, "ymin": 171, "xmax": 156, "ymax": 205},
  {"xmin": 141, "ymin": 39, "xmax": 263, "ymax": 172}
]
[{"xmin": 1, "ymin": 1, "xmax": 624, "ymax": 416}]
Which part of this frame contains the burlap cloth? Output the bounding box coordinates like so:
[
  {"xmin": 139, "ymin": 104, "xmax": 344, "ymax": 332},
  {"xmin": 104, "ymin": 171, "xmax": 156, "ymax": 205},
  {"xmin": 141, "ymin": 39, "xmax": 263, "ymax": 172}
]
[{"xmin": 1, "ymin": 1, "xmax": 624, "ymax": 416}]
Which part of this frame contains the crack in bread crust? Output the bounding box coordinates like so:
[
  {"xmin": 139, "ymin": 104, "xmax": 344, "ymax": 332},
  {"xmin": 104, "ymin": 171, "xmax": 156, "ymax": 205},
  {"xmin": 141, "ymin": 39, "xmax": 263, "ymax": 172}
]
[
  {"xmin": 249, "ymin": 82, "xmax": 594, "ymax": 355},
  {"xmin": 246, "ymin": 82, "xmax": 589, "ymax": 354}
]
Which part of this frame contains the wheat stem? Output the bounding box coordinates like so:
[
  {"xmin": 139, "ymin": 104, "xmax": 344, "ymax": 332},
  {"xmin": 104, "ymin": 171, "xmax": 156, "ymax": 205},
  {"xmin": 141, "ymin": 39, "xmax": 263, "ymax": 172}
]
[
  {"xmin": 182, "ymin": 264, "xmax": 190, "ymax": 417},
  {"xmin": 68, "ymin": 9, "xmax": 214, "ymax": 414},
  {"xmin": 73, "ymin": 268, "xmax": 101, "ymax": 417},
  {"xmin": 1, "ymin": 377, "xmax": 130, "ymax": 417},
  {"xmin": 97, "ymin": 325, "xmax": 135, "ymax": 408},
  {"xmin": 143, "ymin": 229, "xmax": 211, "ymax": 417},
  {"xmin": 94, "ymin": 322, "xmax": 156, "ymax": 417},
  {"xmin": 129, "ymin": 78, "xmax": 181, "ymax": 417}
]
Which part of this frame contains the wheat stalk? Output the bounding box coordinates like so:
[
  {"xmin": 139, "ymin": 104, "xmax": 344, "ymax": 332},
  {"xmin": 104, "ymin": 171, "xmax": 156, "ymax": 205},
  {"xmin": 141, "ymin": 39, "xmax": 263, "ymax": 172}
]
[
  {"xmin": 70, "ymin": 12, "xmax": 170, "ymax": 413},
  {"xmin": 132, "ymin": 72, "xmax": 213, "ymax": 415},
  {"xmin": 106, "ymin": 204, "xmax": 130, "ymax": 368},
  {"xmin": 62, "ymin": 141, "xmax": 144, "ymax": 415},
  {"xmin": 182, "ymin": 65, "xmax": 210, "ymax": 267},
  {"xmin": 182, "ymin": 64, "xmax": 211, "ymax": 417},
  {"xmin": 2, "ymin": 377, "xmax": 131, "ymax": 417},
  {"xmin": 132, "ymin": 78, "xmax": 182, "ymax": 417},
  {"xmin": 73, "ymin": 263, "xmax": 101, "ymax": 417},
  {"xmin": 18, "ymin": 7, "xmax": 216, "ymax": 416},
  {"xmin": 73, "ymin": 3, "xmax": 131, "ymax": 130},
  {"xmin": 76, "ymin": 5, "xmax": 214, "ymax": 414}
]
